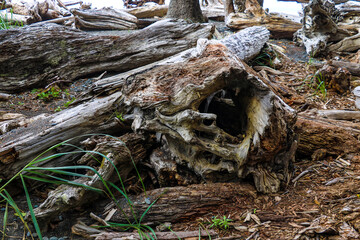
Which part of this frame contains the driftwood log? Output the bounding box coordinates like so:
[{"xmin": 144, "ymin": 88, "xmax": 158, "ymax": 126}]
[
  {"xmin": 294, "ymin": 0, "xmax": 353, "ymax": 56},
  {"xmin": 224, "ymin": 0, "xmax": 301, "ymax": 39},
  {"xmin": 0, "ymin": 19, "xmax": 214, "ymax": 92},
  {"xmin": 124, "ymin": 4, "xmax": 168, "ymax": 18},
  {"xmin": 106, "ymin": 183, "xmax": 256, "ymax": 224},
  {"xmin": 72, "ymin": 7, "xmax": 138, "ymax": 30},
  {"xmin": 295, "ymin": 113, "xmax": 360, "ymax": 157}
]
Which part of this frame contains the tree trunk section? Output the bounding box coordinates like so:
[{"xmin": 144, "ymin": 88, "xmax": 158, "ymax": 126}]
[
  {"xmin": 0, "ymin": 19, "xmax": 214, "ymax": 93},
  {"xmin": 295, "ymin": 113, "xmax": 360, "ymax": 157},
  {"xmin": 226, "ymin": 13, "xmax": 302, "ymax": 39},
  {"xmin": 107, "ymin": 183, "xmax": 256, "ymax": 224},
  {"xmin": 167, "ymin": 0, "xmax": 205, "ymax": 22}
]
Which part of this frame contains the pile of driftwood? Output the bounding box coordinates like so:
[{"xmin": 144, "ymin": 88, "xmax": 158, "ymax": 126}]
[{"xmin": 2, "ymin": 0, "xmax": 360, "ymax": 238}]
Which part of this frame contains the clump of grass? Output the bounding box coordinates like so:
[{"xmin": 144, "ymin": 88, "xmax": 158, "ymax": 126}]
[
  {"xmin": 249, "ymin": 45, "xmax": 277, "ymax": 69},
  {"xmin": 0, "ymin": 134, "xmax": 158, "ymax": 240},
  {"xmin": 0, "ymin": 8, "xmax": 23, "ymax": 30},
  {"xmin": 303, "ymin": 72, "xmax": 327, "ymax": 100}
]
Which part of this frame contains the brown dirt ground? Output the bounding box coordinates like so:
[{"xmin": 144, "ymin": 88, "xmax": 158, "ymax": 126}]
[{"xmin": 1, "ymin": 38, "xmax": 360, "ymax": 240}]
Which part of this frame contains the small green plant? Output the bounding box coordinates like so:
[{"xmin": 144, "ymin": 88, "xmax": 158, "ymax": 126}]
[
  {"xmin": 54, "ymin": 106, "xmax": 62, "ymax": 112},
  {"xmin": 31, "ymin": 89, "xmax": 40, "ymax": 94},
  {"xmin": 304, "ymin": 72, "xmax": 327, "ymax": 100},
  {"xmin": 37, "ymin": 87, "xmax": 62, "ymax": 101},
  {"xmin": 210, "ymin": 216, "xmax": 232, "ymax": 230},
  {"xmin": 115, "ymin": 111, "xmax": 125, "ymax": 122},
  {"xmin": 64, "ymin": 98, "xmax": 76, "ymax": 108},
  {"xmin": 250, "ymin": 46, "xmax": 276, "ymax": 69}
]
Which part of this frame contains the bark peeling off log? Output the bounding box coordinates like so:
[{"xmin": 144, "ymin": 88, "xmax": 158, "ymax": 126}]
[
  {"xmin": 0, "ymin": 19, "xmax": 214, "ymax": 92},
  {"xmin": 120, "ymin": 34, "xmax": 297, "ymax": 193}
]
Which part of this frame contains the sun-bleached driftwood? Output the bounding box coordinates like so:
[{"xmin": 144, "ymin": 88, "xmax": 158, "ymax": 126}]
[
  {"xmin": 294, "ymin": 0, "xmax": 353, "ymax": 56},
  {"xmin": 224, "ymin": 0, "xmax": 301, "ymax": 39},
  {"xmin": 6, "ymin": 0, "xmax": 62, "ymax": 22},
  {"xmin": 124, "ymin": 4, "xmax": 168, "ymax": 18},
  {"xmin": 89, "ymin": 26, "xmax": 270, "ymax": 94},
  {"xmin": 316, "ymin": 110, "xmax": 360, "ymax": 120},
  {"xmin": 72, "ymin": 7, "xmax": 138, "ymax": 30},
  {"xmin": 328, "ymin": 33, "xmax": 360, "ymax": 53},
  {"xmin": 0, "ymin": 26, "xmax": 300, "ymax": 234},
  {"xmin": 0, "ymin": 19, "xmax": 214, "ymax": 93},
  {"xmin": 0, "ymin": 10, "xmax": 33, "ymax": 24}
]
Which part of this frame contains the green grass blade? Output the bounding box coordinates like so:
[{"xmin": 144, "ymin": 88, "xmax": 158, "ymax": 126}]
[
  {"xmin": 166, "ymin": 226, "xmax": 181, "ymax": 240},
  {"xmin": 139, "ymin": 190, "xmax": 168, "ymax": 225},
  {"xmin": 140, "ymin": 225, "xmax": 157, "ymax": 240},
  {"xmin": 0, "ymin": 191, "xmax": 34, "ymax": 240},
  {"xmin": 22, "ymin": 172, "xmax": 103, "ymax": 193},
  {"xmin": 2, "ymin": 202, "xmax": 8, "ymax": 240},
  {"xmin": 19, "ymin": 175, "xmax": 42, "ymax": 240},
  {"xmin": 25, "ymin": 167, "xmax": 93, "ymax": 179}
]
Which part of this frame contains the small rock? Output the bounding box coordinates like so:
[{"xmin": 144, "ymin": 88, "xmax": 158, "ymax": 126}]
[
  {"xmin": 234, "ymin": 225, "xmax": 248, "ymax": 232},
  {"xmin": 353, "ymin": 86, "xmax": 360, "ymax": 109},
  {"xmin": 248, "ymin": 227, "xmax": 258, "ymax": 233},
  {"xmin": 0, "ymin": 93, "xmax": 11, "ymax": 101},
  {"xmin": 275, "ymin": 196, "xmax": 281, "ymax": 202},
  {"xmin": 43, "ymin": 237, "xmax": 49, "ymax": 240},
  {"xmin": 50, "ymin": 237, "xmax": 58, "ymax": 240}
]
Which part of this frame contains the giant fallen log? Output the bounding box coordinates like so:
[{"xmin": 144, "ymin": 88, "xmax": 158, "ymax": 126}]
[{"xmin": 0, "ymin": 19, "xmax": 214, "ymax": 93}]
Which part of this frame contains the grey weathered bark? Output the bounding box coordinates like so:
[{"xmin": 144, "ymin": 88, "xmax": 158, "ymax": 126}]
[
  {"xmin": 71, "ymin": 8, "xmax": 138, "ymax": 30},
  {"xmin": 167, "ymin": 0, "xmax": 205, "ymax": 22},
  {"xmin": 0, "ymin": 19, "xmax": 214, "ymax": 93}
]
